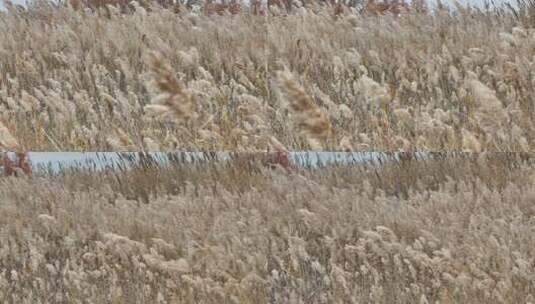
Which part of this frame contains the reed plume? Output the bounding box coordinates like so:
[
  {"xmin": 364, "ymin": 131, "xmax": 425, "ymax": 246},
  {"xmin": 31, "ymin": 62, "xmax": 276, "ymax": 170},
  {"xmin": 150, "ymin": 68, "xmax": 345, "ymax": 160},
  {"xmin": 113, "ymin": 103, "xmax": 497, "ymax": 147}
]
[
  {"xmin": 277, "ymin": 70, "xmax": 332, "ymax": 150},
  {"xmin": 144, "ymin": 53, "xmax": 198, "ymax": 123},
  {"xmin": 0, "ymin": 121, "xmax": 19, "ymax": 151}
]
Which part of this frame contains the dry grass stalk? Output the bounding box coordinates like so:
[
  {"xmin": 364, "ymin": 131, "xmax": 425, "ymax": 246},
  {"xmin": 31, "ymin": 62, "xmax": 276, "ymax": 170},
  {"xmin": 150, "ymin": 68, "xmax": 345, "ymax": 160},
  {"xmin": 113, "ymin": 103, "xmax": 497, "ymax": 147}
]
[
  {"xmin": 144, "ymin": 54, "xmax": 198, "ymax": 124},
  {"xmin": 203, "ymin": 1, "xmax": 242, "ymax": 15},
  {"xmin": 106, "ymin": 126, "xmax": 137, "ymax": 150},
  {"xmin": 362, "ymin": 0, "xmax": 410, "ymax": 15},
  {"xmin": 277, "ymin": 70, "xmax": 332, "ymax": 150},
  {"xmin": 0, "ymin": 121, "xmax": 20, "ymax": 151}
]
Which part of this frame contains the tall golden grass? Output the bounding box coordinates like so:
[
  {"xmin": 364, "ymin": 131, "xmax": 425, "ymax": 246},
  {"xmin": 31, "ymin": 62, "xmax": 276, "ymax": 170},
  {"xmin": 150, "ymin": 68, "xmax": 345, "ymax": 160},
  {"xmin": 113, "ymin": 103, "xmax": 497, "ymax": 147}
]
[
  {"xmin": 0, "ymin": 154, "xmax": 533, "ymax": 302},
  {"xmin": 2, "ymin": 2, "xmax": 535, "ymax": 302},
  {"xmin": 0, "ymin": 0, "xmax": 533, "ymax": 151}
]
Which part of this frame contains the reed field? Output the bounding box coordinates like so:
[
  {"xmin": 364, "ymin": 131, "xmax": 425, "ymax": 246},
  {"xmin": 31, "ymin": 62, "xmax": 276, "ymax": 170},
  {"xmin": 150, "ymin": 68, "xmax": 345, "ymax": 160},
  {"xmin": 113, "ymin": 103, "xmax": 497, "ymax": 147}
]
[
  {"xmin": 0, "ymin": 154, "xmax": 533, "ymax": 303},
  {"xmin": 0, "ymin": 0, "xmax": 534, "ymax": 151},
  {"xmin": 1, "ymin": 0, "xmax": 535, "ymax": 303}
]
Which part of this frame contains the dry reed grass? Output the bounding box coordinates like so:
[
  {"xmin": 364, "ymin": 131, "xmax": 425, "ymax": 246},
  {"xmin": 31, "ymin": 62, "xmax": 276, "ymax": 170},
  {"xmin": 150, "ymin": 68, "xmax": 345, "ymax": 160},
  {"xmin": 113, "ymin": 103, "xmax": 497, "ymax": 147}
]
[
  {"xmin": 2, "ymin": 2, "xmax": 535, "ymax": 302},
  {"xmin": 0, "ymin": 0, "xmax": 533, "ymax": 151},
  {"xmin": 277, "ymin": 70, "xmax": 332, "ymax": 149},
  {"xmin": 0, "ymin": 154, "xmax": 533, "ymax": 302}
]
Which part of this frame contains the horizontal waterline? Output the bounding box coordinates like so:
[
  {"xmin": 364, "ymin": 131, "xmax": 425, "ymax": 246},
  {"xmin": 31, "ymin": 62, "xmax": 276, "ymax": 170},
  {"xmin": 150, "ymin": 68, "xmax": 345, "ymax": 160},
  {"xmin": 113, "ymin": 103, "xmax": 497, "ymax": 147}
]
[{"xmin": 2, "ymin": 151, "xmax": 519, "ymax": 174}]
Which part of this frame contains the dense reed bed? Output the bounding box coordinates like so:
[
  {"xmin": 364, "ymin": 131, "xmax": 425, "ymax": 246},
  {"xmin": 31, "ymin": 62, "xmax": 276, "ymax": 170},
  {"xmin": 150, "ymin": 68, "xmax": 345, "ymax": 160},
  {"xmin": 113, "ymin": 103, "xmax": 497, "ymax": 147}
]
[
  {"xmin": 1, "ymin": 1, "xmax": 535, "ymax": 302},
  {"xmin": 1, "ymin": 0, "xmax": 534, "ymax": 151},
  {"xmin": 0, "ymin": 154, "xmax": 534, "ymax": 303}
]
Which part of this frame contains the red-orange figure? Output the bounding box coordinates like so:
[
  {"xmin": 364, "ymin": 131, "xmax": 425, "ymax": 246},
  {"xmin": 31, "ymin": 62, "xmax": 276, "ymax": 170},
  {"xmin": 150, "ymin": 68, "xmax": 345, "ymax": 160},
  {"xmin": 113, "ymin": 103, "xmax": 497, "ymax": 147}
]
[
  {"xmin": 233, "ymin": 151, "xmax": 297, "ymax": 173},
  {"xmin": 3, "ymin": 152, "xmax": 32, "ymax": 177},
  {"xmin": 262, "ymin": 151, "xmax": 297, "ymax": 173}
]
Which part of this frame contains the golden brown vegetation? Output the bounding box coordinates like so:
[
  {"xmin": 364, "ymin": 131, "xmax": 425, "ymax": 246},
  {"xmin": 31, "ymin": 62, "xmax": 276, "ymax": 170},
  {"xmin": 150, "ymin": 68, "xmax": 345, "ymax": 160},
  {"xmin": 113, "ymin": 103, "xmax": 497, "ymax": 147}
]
[
  {"xmin": 0, "ymin": 154, "xmax": 534, "ymax": 302},
  {"xmin": 2, "ymin": 1, "xmax": 535, "ymax": 302},
  {"xmin": 1, "ymin": 1, "xmax": 534, "ymax": 151}
]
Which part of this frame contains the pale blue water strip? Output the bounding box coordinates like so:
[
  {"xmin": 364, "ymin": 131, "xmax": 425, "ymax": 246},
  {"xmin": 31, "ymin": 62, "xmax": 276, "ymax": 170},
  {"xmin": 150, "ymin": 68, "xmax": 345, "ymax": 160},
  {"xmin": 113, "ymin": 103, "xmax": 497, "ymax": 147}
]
[{"xmin": 3, "ymin": 151, "xmax": 433, "ymax": 174}]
